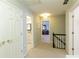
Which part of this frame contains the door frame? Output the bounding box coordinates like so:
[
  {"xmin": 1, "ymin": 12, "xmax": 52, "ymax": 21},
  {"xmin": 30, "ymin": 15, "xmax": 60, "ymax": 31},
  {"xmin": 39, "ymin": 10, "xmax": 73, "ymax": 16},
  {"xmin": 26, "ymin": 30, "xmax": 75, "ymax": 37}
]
[
  {"xmin": 25, "ymin": 16, "xmax": 34, "ymax": 56},
  {"xmin": 41, "ymin": 20, "xmax": 51, "ymax": 44}
]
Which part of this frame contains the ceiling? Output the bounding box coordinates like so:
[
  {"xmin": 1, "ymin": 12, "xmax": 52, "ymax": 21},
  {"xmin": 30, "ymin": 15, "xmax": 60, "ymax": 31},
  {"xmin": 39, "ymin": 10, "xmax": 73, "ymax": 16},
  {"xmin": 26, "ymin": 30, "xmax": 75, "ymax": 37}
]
[{"xmin": 23, "ymin": 0, "xmax": 76, "ymax": 16}]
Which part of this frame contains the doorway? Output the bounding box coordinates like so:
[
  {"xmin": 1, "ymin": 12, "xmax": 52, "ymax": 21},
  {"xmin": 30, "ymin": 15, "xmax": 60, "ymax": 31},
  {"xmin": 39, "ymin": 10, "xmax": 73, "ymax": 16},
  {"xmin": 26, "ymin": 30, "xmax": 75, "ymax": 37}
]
[
  {"xmin": 41, "ymin": 21, "xmax": 50, "ymax": 44},
  {"xmin": 26, "ymin": 16, "xmax": 33, "ymax": 53}
]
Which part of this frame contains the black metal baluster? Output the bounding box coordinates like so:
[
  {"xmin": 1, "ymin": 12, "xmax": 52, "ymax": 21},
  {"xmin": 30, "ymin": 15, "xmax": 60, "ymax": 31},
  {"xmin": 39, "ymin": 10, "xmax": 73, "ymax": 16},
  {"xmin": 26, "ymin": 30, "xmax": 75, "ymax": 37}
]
[
  {"xmin": 59, "ymin": 35, "xmax": 60, "ymax": 48},
  {"xmin": 57, "ymin": 35, "xmax": 58, "ymax": 48},
  {"xmin": 58, "ymin": 35, "xmax": 59, "ymax": 48},
  {"xmin": 53, "ymin": 34, "xmax": 55, "ymax": 48},
  {"xmin": 52, "ymin": 33, "xmax": 66, "ymax": 49}
]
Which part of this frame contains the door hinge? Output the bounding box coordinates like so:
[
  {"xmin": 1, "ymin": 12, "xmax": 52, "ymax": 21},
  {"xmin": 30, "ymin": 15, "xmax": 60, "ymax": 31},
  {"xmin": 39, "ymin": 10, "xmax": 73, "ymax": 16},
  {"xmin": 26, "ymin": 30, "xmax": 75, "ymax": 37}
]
[
  {"xmin": 72, "ymin": 32, "xmax": 74, "ymax": 34},
  {"xmin": 72, "ymin": 48, "xmax": 74, "ymax": 50},
  {"xmin": 72, "ymin": 15, "xmax": 74, "ymax": 18}
]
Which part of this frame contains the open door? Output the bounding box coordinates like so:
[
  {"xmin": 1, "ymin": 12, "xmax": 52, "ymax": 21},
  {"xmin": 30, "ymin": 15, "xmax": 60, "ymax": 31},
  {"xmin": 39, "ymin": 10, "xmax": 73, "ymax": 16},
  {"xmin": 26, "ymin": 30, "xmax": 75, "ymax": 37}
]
[{"xmin": 41, "ymin": 21, "xmax": 50, "ymax": 43}]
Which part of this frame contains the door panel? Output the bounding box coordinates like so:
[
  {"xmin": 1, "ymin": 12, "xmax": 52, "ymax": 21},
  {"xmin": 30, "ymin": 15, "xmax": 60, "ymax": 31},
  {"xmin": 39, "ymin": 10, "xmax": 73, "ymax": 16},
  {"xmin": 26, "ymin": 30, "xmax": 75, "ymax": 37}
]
[{"xmin": 73, "ymin": 6, "xmax": 79, "ymax": 55}]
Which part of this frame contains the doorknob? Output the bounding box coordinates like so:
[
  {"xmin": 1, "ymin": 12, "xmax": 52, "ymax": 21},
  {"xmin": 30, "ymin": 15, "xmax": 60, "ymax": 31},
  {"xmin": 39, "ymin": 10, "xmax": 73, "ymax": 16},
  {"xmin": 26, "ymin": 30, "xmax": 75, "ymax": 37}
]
[{"xmin": 72, "ymin": 32, "xmax": 74, "ymax": 34}]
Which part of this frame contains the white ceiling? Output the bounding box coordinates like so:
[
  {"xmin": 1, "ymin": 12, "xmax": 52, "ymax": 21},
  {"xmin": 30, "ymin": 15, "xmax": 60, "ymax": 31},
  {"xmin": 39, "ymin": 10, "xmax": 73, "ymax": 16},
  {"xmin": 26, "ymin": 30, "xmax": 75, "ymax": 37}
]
[{"xmin": 24, "ymin": 0, "xmax": 76, "ymax": 16}]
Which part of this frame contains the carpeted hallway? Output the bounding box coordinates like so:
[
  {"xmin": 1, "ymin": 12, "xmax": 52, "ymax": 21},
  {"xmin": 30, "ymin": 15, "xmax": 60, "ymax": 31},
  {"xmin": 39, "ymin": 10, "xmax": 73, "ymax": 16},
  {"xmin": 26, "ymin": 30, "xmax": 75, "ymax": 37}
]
[{"xmin": 26, "ymin": 43, "xmax": 66, "ymax": 58}]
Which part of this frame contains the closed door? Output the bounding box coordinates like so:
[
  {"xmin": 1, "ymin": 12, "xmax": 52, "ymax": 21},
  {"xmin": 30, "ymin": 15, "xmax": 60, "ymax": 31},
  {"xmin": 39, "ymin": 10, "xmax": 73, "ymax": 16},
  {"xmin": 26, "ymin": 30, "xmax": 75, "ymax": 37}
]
[{"xmin": 73, "ymin": 6, "xmax": 79, "ymax": 55}]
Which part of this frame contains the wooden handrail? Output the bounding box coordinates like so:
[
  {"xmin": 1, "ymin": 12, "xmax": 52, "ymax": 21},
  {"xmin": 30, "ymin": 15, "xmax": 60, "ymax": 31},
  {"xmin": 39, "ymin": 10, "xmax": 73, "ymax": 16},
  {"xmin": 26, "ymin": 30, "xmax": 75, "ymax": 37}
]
[{"xmin": 53, "ymin": 33, "xmax": 66, "ymax": 36}]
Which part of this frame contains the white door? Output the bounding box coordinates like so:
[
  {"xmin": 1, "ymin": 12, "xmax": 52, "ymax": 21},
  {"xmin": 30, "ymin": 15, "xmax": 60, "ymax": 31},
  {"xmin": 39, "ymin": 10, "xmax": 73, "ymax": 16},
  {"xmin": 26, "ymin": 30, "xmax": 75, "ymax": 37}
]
[
  {"xmin": 73, "ymin": 6, "xmax": 79, "ymax": 55},
  {"xmin": 41, "ymin": 21, "xmax": 50, "ymax": 43}
]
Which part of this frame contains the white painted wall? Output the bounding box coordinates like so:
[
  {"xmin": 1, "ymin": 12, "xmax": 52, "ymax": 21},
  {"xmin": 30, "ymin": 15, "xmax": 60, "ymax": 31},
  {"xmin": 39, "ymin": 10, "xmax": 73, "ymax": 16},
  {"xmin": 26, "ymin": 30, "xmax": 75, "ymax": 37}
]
[
  {"xmin": 0, "ymin": 0, "xmax": 33, "ymax": 58},
  {"xmin": 65, "ymin": 12, "xmax": 69, "ymax": 54},
  {"xmin": 66, "ymin": 11, "xmax": 73, "ymax": 55}
]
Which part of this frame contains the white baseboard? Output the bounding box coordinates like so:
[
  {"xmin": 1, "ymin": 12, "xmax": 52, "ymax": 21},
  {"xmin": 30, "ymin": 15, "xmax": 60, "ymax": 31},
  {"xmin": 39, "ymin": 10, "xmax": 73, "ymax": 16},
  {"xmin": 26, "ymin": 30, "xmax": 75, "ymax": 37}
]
[{"xmin": 66, "ymin": 55, "xmax": 79, "ymax": 58}]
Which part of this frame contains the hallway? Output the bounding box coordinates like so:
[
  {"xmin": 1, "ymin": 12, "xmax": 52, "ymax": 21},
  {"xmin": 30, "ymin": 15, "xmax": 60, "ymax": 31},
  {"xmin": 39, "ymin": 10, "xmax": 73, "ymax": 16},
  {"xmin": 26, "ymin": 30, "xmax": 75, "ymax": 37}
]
[
  {"xmin": 26, "ymin": 43, "xmax": 66, "ymax": 58},
  {"xmin": 0, "ymin": 0, "xmax": 79, "ymax": 58}
]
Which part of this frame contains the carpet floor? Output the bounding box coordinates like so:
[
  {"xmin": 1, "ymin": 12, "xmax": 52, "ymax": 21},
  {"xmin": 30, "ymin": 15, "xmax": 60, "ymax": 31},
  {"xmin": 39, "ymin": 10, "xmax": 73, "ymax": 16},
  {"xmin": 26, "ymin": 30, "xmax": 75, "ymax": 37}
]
[{"xmin": 26, "ymin": 43, "xmax": 66, "ymax": 58}]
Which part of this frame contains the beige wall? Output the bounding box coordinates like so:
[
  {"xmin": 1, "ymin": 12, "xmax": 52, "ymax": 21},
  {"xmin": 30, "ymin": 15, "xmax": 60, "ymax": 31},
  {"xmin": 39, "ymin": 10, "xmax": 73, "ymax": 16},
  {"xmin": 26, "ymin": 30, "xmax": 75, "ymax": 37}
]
[
  {"xmin": 33, "ymin": 15, "xmax": 41, "ymax": 47},
  {"xmin": 50, "ymin": 15, "xmax": 65, "ymax": 44},
  {"xmin": 51, "ymin": 15, "xmax": 65, "ymax": 34},
  {"xmin": 33, "ymin": 15, "xmax": 65, "ymax": 46}
]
